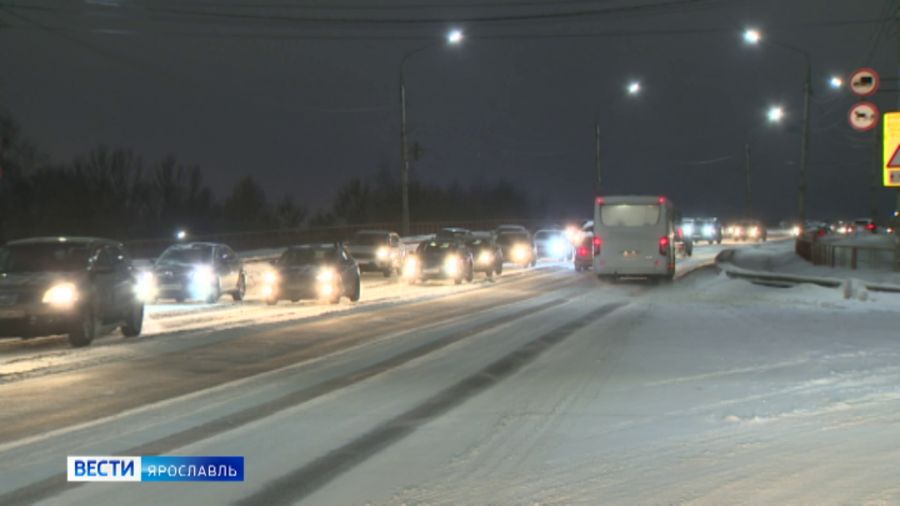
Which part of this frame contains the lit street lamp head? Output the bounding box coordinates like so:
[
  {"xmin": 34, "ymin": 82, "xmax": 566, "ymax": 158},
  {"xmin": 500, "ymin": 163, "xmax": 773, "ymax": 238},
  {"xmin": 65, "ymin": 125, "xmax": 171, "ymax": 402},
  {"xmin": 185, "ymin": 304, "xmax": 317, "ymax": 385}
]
[
  {"xmin": 446, "ymin": 29, "xmax": 464, "ymax": 45},
  {"xmin": 626, "ymin": 81, "xmax": 641, "ymax": 95},
  {"xmin": 743, "ymin": 28, "xmax": 762, "ymax": 45},
  {"xmin": 767, "ymin": 106, "xmax": 785, "ymax": 123},
  {"xmin": 829, "ymin": 76, "xmax": 843, "ymax": 89}
]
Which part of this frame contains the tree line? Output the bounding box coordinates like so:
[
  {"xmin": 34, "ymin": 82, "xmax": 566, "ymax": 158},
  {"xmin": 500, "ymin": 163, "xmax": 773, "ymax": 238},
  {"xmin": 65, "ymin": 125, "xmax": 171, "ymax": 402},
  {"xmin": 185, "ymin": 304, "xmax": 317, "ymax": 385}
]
[{"xmin": 0, "ymin": 111, "xmax": 539, "ymax": 243}]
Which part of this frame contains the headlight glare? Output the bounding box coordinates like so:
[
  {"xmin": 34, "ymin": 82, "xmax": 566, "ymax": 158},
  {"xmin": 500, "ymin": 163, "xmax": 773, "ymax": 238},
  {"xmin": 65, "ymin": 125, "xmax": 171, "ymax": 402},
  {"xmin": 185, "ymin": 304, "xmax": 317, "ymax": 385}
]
[
  {"xmin": 191, "ymin": 265, "xmax": 215, "ymax": 284},
  {"xmin": 43, "ymin": 283, "xmax": 79, "ymax": 307},
  {"xmin": 316, "ymin": 267, "xmax": 336, "ymax": 282},
  {"xmin": 375, "ymin": 247, "xmax": 390, "ymax": 260}
]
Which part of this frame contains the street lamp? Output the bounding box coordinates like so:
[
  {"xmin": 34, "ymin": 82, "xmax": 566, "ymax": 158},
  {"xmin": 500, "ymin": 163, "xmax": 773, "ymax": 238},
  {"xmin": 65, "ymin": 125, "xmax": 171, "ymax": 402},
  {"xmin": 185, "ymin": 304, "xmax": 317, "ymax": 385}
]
[
  {"xmin": 399, "ymin": 29, "xmax": 463, "ymax": 235},
  {"xmin": 626, "ymin": 81, "xmax": 641, "ymax": 95},
  {"xmin": 829, "ymin": 76, "xmax": 843, "ymax": 89},
  {"xmin": 767, "ymin": 105, "xmax": 785, "ymax": 123},
  {"xmin": 743, "ymin": 27, "xmax": 812, "ymax": 224},
  {"xmin": 742, "ymin": 28, "xmax": 762, "ymax": 45},
  {"xmin": 595, "ymin": 81, "xmax": 643, "ymax": 192}
]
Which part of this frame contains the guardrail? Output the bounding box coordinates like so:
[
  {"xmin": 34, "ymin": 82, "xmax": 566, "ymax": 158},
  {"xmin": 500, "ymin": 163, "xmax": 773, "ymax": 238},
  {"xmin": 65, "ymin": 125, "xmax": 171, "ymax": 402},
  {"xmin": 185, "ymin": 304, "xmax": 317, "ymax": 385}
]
[{"xmin": 798, "ymin": 235, "xmax": 900, "ymax": 272}]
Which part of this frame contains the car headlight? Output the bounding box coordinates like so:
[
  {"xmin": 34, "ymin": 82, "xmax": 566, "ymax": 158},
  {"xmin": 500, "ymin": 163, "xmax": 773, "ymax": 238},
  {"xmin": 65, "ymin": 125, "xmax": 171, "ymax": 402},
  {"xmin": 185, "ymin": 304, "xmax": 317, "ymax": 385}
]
[
  {"xmin": 191, "ymin": 265, "xmax": 215, "ymax": 285},
  {"xmin": 549, "ymin": 239, "xmax": 566, "ymax": 257},
  {"xmin": 702, "ymin": 225, "xmax": 714, "ymax": 237},
  {"xmin": 479, "ymin": 251, "xmax": 493, "ymax": 264},
  {"xmin": 43, "ymin": 282, "xmax": 79, "ymax": 307},
  {"xmin": 734, "ymin": 227, "xmax": 743, "ymax": 236},
  {"xmin": 749, "ymin": 227, "xmax": 759, "ymax": 237},
  {"xmin": 403, "ymin": 257, "xmax": 418, "ymax": 278},
  {"xmin": 263, "ymin": 270, "xmax": 279, "ymax": 285},
  {"xmin": 791, "ymin": 226, "xmax": 801, "ymax": 237},
  {"xmin": 512, "ymin": 245, "xmax": 527, "ymax": 261},
  {"xmin": 134, "ymin": 271, "xmax": 157, "ymax": 302},
  {"xmin": 444, "ymin": 255, "xmax": 460, "ymax": 275},
  {"xmin": 316, "ymin": 267, "xmax": 335, "ymax": 282},
  {"xmin": 375, "ymin": 247, "xmax": 390, "ymax": 260},
  {"xmin": 683, "ymin": 224, "xmax": 695, "ymax": 236}
]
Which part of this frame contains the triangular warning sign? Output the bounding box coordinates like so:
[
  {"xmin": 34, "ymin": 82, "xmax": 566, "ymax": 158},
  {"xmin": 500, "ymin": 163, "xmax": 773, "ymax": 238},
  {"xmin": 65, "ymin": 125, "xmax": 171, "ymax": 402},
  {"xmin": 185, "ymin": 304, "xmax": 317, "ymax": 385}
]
[{"xmin": 889, "ymin": 145, "xmax": 900, "ymax": 168}]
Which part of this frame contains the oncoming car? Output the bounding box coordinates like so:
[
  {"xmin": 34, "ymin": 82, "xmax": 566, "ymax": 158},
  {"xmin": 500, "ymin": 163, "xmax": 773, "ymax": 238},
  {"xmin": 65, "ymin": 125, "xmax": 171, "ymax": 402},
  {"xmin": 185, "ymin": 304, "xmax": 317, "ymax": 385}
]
[
  {"xmin": 465, "ymin": 232, "xmax": 503, "ymax": 279},
  {"xmin": 404, "ymin": 239, "xmax": 474, "ymax": 285},
  {"xmin": 496, "ymin": 230, "xmax": 536, "ymax": 268},
  {"xmin": 0, "ymin": 237, "xmax": 144, "ymax": 347},
  {"xmin": 348, "ymin": 230, "xmax": 404, "ymax": 277},
  {"xmin": 151, "ymin": 242, "xmax": 246, "ymax": 303},
  {"xmin": 261, "ymin": 243, "xmax": 361, "ymax": 305},
  {"xmin": 534, "ymin": 229, "xmax": 573, "ymax": 261},
  {"xmin": 593, "ymin": 195, "xmax": 676, "ymax": 281},
  {"xmin": 726, "ymin": 220, "xmax": 767, "ymax": 242}
]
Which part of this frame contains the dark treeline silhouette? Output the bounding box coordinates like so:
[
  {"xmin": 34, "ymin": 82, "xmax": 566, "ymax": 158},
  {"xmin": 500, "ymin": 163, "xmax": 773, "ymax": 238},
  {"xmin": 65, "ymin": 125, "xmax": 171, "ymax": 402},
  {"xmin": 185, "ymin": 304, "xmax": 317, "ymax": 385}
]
[
  {"xmin": 0, "ymin": 111, "xmax": 538, "ymax": 243},
  {"xmin": 312, "ymin": 166, "xmax": 541, "ymax": 227}
]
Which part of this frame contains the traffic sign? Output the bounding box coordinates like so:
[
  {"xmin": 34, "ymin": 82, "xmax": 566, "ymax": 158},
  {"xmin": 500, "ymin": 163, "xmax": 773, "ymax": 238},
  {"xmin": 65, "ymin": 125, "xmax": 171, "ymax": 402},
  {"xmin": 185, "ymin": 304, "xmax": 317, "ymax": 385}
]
[
  {"xmin": 849, "ymin": 67, "xmax": 880, "ymax": 97},
  {"xmin": 848, "ymin": 101, "xmax": 879, "ymax": 131},
  {"xmin": 884, "ymin": 112, "xmax": 900, "ymax": 187}
]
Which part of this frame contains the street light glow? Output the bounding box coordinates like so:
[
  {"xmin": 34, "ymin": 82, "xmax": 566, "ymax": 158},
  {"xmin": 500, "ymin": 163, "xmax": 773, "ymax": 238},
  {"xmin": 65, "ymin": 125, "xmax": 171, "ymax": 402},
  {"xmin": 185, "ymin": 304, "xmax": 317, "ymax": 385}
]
[
  {"xmin": 767, "ymin": 106, "xmax": 785, "ymax": 123},
  {"xmin": 829, "ymin": 76, "xmax": 843, "ymax": 89},
  {"xmin": 176, "ymin": 229, "xmax": 187, "ymax": 240},
  {"xmin": 743, "ymin": 28, "xmax": 762, "ymax": 45},
  {"xmin": 627, "ymin": 81, "xmax": 641, "ymax": 95},
  {"xmin": 446, "ymin": 29, "xmax": 463, "ymax": 45}
]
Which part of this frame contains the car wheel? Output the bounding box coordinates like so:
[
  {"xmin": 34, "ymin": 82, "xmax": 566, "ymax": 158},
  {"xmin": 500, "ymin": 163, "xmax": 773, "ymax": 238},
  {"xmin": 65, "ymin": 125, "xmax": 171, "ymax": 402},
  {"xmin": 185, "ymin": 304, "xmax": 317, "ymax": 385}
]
[
  {"xmin": 329, "ymin": 294, "xmax": 341, "ymax": 304},
  {"xmin": 121, "ymin": 302, "xmax": 144, "ymax": 338},
  {"xmin": 266, "ymin": 297, "xmax": 278, "ymax": 306},
  {"xmin": 205, "ymin": 280, "xmax": 221, "ymax": 304},
  {"xmin": 382, "ymin": 268, "xmax": 392, "ymax": 278},
  {"xmin": 486, "ymin": 269, "xmax": 493, "ymax": 279},
  {"xmin": 454, "ymin": 276, "xmax": 463, "ymax": 285},
  {"xmin": 495, "ymin": 263, "xmax": 503, "ymax": 276},
  {"xmin": 68, "ymin": 303, "xmax": 101, "ymax": 347},
  {"xmin": 232, "ymin": 275, "xmax": 246, "ymax": 302},
  {"xmin": 465, "ymin": 262, "xmax": 474, "ymax": 283},
  {"xmin": 349, "ymin": 277, "xmax": 361, "ymax": 302}
]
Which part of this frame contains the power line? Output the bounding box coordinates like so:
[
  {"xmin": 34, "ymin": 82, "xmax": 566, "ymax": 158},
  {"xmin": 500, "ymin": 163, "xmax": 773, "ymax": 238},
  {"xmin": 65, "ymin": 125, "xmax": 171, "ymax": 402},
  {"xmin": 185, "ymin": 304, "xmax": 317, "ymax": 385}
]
[{"xmin": 2, "ymin": 0, "xmax": 740, "ymax": 26}]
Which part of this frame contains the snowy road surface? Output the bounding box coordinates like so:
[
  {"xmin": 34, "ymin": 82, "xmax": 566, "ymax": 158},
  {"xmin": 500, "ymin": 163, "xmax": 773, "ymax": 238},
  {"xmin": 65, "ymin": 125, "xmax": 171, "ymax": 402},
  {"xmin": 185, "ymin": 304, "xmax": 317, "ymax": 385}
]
[{"xmin": 1, "ymin": 239, "xmax": 898, "ymax": 505}]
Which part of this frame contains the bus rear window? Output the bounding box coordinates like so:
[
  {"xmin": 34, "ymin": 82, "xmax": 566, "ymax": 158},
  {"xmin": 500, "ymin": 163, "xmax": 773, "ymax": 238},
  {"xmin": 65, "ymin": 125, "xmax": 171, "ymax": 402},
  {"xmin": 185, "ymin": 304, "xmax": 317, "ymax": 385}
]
[{"xmin": 600, "ymin": 205, "xmax": 660, "ymax": 227}]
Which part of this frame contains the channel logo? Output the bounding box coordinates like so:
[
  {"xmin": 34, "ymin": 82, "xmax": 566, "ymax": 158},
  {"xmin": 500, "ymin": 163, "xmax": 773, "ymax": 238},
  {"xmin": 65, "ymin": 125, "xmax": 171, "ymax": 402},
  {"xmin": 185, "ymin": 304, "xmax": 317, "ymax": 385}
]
[{"xmin": 68, "ymin": 456, "xmax": 244, "ymax": 482}]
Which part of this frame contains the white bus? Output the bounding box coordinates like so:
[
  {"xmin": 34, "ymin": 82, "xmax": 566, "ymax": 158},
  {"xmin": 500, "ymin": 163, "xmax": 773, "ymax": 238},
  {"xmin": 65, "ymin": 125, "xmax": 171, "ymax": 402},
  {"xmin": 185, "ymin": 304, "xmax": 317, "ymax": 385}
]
[{"xmin": 593, "ymin": 195, "xmax": 676, "ymax": 281}]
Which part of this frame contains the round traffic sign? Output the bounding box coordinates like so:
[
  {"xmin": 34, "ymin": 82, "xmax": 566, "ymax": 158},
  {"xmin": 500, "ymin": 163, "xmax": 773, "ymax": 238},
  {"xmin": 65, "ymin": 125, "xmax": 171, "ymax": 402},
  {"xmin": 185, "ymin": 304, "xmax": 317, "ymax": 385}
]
[
  {"xmin": 849, "ymin": 67, "xmax": 880, "ymax": 97},
  {"xmin": 848, "ymin": 101, "xmax": 879, "ymax": 132}
]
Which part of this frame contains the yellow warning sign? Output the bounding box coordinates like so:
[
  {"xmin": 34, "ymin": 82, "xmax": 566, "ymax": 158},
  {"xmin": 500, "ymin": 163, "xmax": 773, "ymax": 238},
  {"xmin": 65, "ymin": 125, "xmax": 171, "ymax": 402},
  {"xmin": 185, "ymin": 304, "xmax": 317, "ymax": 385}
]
[{"xmin": 885, "ymin": 112, "xmax": 900, "ymax": 187}]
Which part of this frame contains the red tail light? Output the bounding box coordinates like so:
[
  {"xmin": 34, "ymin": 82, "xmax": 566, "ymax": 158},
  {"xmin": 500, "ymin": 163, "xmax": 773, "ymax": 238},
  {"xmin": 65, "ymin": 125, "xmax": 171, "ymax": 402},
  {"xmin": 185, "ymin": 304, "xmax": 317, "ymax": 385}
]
[
  {"xmin": 595, "ymin": 196, "xmax": 604, "ymax": 205},
  {"xmin": 658, "ymin": 236, "xmax": 670, "ymax": 256},
  {"xmin": 866, "ymin": 223, "xmax": 876, "ymax": 232},
  {"xmin": 657, "ymin": 196, "xmax": 666, "ymax": 204},
  {"xmin": 816, "ymin": 228, "xmax": 827, "ymax": 238},
  {"xmin": 592, "ymin": 235, "xmax": 602, "ymax": 255},
  {"xmin": 577, "ymin": 246, "xmax": 588, "ymax": 257}
]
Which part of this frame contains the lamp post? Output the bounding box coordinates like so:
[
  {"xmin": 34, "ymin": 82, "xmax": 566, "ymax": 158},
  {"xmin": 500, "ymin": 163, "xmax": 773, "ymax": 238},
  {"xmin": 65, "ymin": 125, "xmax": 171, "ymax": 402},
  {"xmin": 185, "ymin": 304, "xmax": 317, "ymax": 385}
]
[
  {"xmin": 399, "ymin": 29, "xmax": 463, "ymax": 235},
  {"xmin": 595, "ymin": 80, "xmax": 642, "ymax": 193},
  {"xmin": 744, "ymin": 29, "xmax": 812, "ymax": 224}
]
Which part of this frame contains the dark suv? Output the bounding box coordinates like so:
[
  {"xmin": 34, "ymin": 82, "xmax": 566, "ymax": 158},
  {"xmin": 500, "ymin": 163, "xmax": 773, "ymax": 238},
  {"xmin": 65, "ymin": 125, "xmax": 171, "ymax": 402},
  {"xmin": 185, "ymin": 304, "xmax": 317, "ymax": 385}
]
[{"xmin": 0, "ymin": 237, "xmax": 144, "ymax": 347}]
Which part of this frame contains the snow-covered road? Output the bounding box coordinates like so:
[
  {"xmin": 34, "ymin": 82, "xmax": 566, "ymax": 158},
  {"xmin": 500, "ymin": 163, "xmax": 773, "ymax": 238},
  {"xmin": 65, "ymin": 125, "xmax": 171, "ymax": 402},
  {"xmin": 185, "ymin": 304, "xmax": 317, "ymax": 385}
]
[{"xmin": 5, "ymin": 239, "xmax": 895, "ymax": 505}]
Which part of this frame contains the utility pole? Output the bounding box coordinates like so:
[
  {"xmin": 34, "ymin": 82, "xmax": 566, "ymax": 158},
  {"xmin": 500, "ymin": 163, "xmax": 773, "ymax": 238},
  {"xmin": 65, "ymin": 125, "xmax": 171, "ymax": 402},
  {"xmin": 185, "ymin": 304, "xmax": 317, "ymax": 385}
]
[
  {"xmin": 399, "ymin": 72, "xmax": 410, "ymax": 236},
  {"xmin": 799, "ymin": 62, "xmax": 811, "ymax": 224},
  {"xmin": 745, "ymin": 143, "xmax": 752, "ymax": 217},
  {"xmin": 594, "ymin": 121, "xmax": 601, "ymax": 194}
]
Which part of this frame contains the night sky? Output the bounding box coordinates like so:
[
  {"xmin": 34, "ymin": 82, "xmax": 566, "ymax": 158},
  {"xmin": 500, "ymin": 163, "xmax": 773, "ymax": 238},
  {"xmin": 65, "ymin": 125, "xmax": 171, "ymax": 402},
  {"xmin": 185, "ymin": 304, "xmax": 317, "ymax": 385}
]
[{"xmin": 1, "ymin": 0, "xmax": 897, "ymax": 223}]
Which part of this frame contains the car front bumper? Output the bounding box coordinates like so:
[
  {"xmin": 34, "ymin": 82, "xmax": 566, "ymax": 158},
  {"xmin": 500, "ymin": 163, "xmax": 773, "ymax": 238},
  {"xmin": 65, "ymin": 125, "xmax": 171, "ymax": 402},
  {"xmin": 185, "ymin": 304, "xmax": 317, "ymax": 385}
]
[{"xmin": 0, "ymin": 303, "xmax": 81, "ymax": 338}]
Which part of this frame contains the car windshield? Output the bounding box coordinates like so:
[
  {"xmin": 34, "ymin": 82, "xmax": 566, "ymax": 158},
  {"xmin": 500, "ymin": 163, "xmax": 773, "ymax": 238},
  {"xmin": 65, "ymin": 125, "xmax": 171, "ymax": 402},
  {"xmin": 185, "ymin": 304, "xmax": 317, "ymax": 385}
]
[
  {"xmin": 600, "ymin": 204, "xmax": 661, "ymax": 227},
  {"xmin": 280, "ymin": 248, "xmax": 336, "ymax": 265},
  {"xmin": 157, "ymin": 246, "xmax": 213, "ymax": 266},
  {"xmin": 534, "ymin": 231, "xmax": 561, "ymax": 240},
  {"xmin": 497, "ymin": 232, "xmax": 528, "ymax": 244},
  {"xmin": 0, "ymin": 243, "xmax": 91, "ymax": 273},
  {"xmin": 420, "ymin": 241, "xmax": 455, "ymax": 253},
  {"xmin": 351, "ymin": 233, "xmax": 387, "ymax": 246}
]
